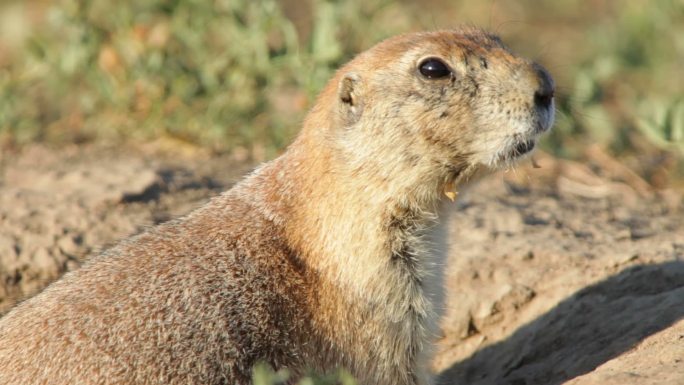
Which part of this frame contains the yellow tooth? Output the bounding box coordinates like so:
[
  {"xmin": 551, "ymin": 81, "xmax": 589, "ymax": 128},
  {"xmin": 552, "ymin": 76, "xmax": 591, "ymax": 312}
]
[{"xmin": 444, "ymin": 180, "xmax": 458, "ymax": 202}]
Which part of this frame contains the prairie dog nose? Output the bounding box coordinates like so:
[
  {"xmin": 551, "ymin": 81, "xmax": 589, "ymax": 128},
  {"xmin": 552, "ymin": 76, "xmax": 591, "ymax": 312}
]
[{"xmin": 533, "ymin": 65, "xmax": 555, "ymax": 110}]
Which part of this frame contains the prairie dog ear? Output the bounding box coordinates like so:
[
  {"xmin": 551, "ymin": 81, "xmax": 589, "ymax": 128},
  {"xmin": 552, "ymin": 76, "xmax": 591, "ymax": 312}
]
[{"xmin": 337, "ymin": 72, "xmax": 363, "ymax": 126}]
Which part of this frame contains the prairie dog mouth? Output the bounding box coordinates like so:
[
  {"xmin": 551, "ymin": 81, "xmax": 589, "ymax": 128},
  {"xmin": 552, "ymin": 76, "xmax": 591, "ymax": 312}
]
[
  {"xmin": 513, "ymin": 139, "xmax": 535, "ymax": 156},
  {"xmin": 499, "ymin": 138, "xmax": 536, "ymax": 164}
]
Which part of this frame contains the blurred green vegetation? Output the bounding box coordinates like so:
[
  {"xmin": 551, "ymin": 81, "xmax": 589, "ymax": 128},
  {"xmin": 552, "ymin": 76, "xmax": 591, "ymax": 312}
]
[
  {"xmin": 251, "ymin": 362, "xmax": 357, "ymax": 385},
  {"xmin": 0, "ymin": 0, "xmax": 409, "ymax": 158},
  {"xmin": 541, "ymin": 0, "xmax": 684, "ymax": 168},
  {"xmin": 0, "ymin": 0, "xmax": 682, "ymax": 182}
]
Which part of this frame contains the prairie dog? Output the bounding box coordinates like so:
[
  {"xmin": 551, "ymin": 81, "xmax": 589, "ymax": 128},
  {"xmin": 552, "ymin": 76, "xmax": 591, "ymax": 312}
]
[{"xmin": 0, "ymin": 28, "xmax": 554, "ymax": 385}]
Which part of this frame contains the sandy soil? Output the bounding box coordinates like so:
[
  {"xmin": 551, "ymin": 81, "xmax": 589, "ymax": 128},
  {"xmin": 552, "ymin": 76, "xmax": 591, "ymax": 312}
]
[{"xmin": 1, "ymin": 145, "xmax": 682, "ymax": 384}]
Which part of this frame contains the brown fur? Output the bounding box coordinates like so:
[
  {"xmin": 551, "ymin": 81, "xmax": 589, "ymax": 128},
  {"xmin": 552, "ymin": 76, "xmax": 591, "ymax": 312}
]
[{"xmin": 0, "ymin": 28, "xmax": 554, "ymax": 385}]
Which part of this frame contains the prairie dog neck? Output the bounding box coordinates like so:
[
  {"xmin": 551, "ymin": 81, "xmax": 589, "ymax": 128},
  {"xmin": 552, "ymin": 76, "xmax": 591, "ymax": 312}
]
[
  {"xmin": 243, "ymin": 136, "xmax": 457, "ymax": 384},
  {"xmin": 251, "ymin": 134, "xmax": 456, "ymax": 320}
]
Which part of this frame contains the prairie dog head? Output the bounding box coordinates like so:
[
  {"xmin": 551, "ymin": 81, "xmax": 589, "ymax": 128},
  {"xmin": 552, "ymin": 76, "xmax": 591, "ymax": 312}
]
[{"xmin": 313, "ymin": 28, "xmax": 554, "ymax": 191}]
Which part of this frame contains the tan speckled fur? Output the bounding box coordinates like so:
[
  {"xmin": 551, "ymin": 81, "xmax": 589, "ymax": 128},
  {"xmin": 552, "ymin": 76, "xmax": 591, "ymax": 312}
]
[{"xmin": 0, "ymin": 28, "xmax": 554, "ymax": 385}]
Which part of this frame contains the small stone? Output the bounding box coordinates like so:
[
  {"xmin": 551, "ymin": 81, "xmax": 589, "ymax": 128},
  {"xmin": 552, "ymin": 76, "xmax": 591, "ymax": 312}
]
[
  {"xmin": 0, "ymin": 235, "xmax": 18, "ymax": 266},
  {"xmin": 522, "ymin": 250, "xmax": 535, "ymax": 261},
  {"xmin": 57, "ymin": 235, "xmax": 80, "ymax": 257},
  {"xmin": 31, "ymin": 247, "xmax": 57, "ymax": 273}
]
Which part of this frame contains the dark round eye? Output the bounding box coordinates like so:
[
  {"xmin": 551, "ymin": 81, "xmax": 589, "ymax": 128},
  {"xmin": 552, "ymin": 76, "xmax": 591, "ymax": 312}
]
[{"xmin": 418, "ymin": 58, "xmax": 451, "ymax": 79}]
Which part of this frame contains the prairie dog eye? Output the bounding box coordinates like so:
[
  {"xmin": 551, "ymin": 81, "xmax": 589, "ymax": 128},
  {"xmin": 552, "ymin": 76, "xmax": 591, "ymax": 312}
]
[{"xmin": 418, "ymin": 58, "xmax": 451, "ymax": 79}]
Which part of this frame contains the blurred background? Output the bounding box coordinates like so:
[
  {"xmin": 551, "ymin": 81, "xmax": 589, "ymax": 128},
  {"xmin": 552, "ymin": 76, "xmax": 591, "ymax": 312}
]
[{"xmin": 0, "ymin": 0, "xmax": 682, "ymax": 187}]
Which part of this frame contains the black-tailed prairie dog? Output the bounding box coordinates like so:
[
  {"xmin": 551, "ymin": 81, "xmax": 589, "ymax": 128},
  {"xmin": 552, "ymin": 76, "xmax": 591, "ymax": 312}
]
[{"xmin": 0, "ymin": 28, "xmax": 554, "ymax": 385}]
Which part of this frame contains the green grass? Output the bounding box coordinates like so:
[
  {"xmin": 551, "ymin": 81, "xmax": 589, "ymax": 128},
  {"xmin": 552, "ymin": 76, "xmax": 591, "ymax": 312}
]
[
  {"xmin": 546, "ymin": 0, "xmax": 684, "ymax": 158},
  {"xmin": 251, "ymin": 363, "xmax": 357, "ymax": 385},
  {"xmin": 0, "ymin": 0, "xmax": 408, "ymax": 158},
  {"xmin": 0, "ymin": 0, "xmax": 682, "ymax": 179}
]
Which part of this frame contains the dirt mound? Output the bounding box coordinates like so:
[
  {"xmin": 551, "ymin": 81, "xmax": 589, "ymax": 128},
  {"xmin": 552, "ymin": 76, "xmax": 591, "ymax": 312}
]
[
  {"xmin": 1, "ymin": 146, "xmax": 682, "ymax": 384},
  {"xmin": 434, "ymin": 154, "xmax": 684, "ymax": 384},
  {"xmin": 0, "ymin": 145, "xmax": 247, "ymax": 313}
]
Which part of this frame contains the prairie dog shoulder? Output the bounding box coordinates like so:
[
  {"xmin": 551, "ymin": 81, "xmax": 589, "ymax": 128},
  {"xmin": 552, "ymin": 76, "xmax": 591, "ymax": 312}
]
[{"xmin": 0, "ymin": 28, "xmax": 554, "ymax": 385}]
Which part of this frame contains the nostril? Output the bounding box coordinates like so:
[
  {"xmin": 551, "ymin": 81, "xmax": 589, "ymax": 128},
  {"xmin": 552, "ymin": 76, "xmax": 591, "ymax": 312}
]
[
  {"xmin": 533, "ymin": 65, "xmax": 555, "ymax": 110},
  {"xmin": 534, "ymin": 89, "xmax": 554, "ymax": 109}
]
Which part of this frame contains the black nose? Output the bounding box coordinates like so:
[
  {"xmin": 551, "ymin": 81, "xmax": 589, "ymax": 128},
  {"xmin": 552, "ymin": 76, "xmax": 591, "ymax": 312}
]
[{"xmin": 533, "ymin": 65, "xmax": 555, "ymax": 110}]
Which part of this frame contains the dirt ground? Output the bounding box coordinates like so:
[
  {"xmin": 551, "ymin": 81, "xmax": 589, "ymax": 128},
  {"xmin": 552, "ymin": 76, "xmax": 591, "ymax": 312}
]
[{"xmin": 1, "ymin": 144, "xmax": 683, "ymax": 384}]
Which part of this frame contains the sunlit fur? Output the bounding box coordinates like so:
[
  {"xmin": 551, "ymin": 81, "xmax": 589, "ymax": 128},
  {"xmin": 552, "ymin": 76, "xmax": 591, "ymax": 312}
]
[{"xmin": 0, "ymin": 28, "xmax": 553, "ymax": 385}]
